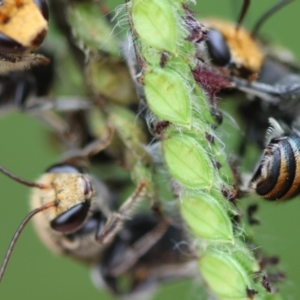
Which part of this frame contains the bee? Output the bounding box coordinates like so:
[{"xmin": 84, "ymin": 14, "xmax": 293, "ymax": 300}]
[
  {"xmin": 191, "ymin": 1, "xmax": 279, "ymax": 126},
  {"xmin": 0, "ymin": 0, "xmax": 50, "ymax": 74},
  {"xmin": 193, "ymin": 0, "xmax": 300, "ymax": 203},
  {"xmin": 0, "ymin": 128, "xmax": 195, "ymax": 297},
  {"xmin": 249, "ymin": 118, "xmax": 300, "ymax": 201},
  {"xmin": 193, "ymin": 0, "xmax": 300, "ymax": 151},
  {"xmin": 226, "ymin": 0, "xmax": 300, "ymax": 152},
  {"xmin": 0, "ymin": 129, "xmax": 148, "ymax": 272},
  {"xmin": 198, "ymin": 0, "xmax": 292, "ymax": 81}
]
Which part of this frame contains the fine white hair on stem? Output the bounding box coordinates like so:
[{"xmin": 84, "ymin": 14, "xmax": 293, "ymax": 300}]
[
  {"xmin": 103, "ymin": 6, "xmax": 129, "ymax": 42},
  {"xmin": 112, "ymin": 4, "xmax": 127, "ymax": 22}
]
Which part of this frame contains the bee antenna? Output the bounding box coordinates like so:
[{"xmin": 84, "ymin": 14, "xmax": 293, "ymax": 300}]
[
  {"xmin": 0, "ymin": 166, "xmax": 51, "ymax": 189},
  {"xmin": 0, "ymin": 201, "xmax": 57, "ymax": 282},
  {"xmin": 236, "ymin": 0, "xmax": 250, "ymax": 31},
  {"xmin": 251, "ymin": 0, "xmax": 293, "ymax": 37}
]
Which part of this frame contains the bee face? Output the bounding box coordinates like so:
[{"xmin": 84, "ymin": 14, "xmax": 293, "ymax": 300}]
[
  {"xmin": 250, "ymin": 118, "xmax": 300, "ymax": 201},
  {"xmin": 0, "ymin": 0, "xmax": 49, "ymax": 53},
  {"xmin": 0, "ymin": 0, "xmax": 50, "ymax": 74},
  {"xmin": 32, "ymin": 164, "xmax": 94, "ymax": 233},
  {"xmin": 203, "ymin": 18, "xmax": 264, "ymax": 80},
  {"xmin": 29, "ymin": 163, "xmax": 112, "ymax": 258}
]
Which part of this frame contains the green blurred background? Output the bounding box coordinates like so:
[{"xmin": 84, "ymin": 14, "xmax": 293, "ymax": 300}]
[{"xmin": 1, "ymin": 1, "xmax": 300, "ymax": 299}]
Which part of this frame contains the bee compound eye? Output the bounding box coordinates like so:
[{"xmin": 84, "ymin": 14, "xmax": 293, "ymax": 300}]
[
  {"xmin": 46, "ymin": 164, "xmax": 84, "ymax": 174},
  {"xmin": 0, "ymin": 33, "xmax": 25, "ymax": 53},
  {"xmin": 50, "ymin": 202, "xmax": 90, "ymax": 233},
  {"xmin": 206, "ymin": 29, "xmax": 231, "ymax": 67},
  {"xmin": 33, "ymin": 0, "xmax": 49, "ymax": 21}
]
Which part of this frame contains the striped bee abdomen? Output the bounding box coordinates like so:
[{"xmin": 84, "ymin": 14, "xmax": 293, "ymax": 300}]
[{"xmin": 250, "ymin": 118, "xmax": 300, "ymax": 201}]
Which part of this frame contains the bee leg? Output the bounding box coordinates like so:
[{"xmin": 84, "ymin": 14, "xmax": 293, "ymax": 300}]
[
  {"xmin": 14, "ymin": 75, "xmax": 34, "ymax": 110},
  {"xmin": 232, "ymin": 76, "xmax": 281, "ymax": 102},
  {"xmin": 22, "ymin": 94, "xmax": 91, "ymax": 127},
  {"xmin": 60, "ymin": 126, "xmax": 114, "ymax": 164},
  {"xmin": 34, "ymin": 109, "xmax": 70, "ymax": 135},
  {"xmin": 96, "ymin": 181, "xmax": 147, "ymax": 244},
  {"xmin": 23, "ymin": 96, "xmax": 91, "ymax": 113},
  {"xmin": 81, "ymin": 126, "xmax": 114, "ymax": 157},
  {"xmin": 106, "ymin": 216, "xmax": 171, "ymax": 277},
  {"xmin": 48, "ymin": 96, "xmax": 91, "ymax": 111},
  {"xmin": 233, "ymin": 75, "xmax": 300, "ymax": 104},
  {"xmin": 97, "ymin": 186, "xmax": 172, "ymax": 275},
  {"xmin": 140, "ymin": 260, "xmax": 199, "ymax": 281},
  {"xmin": 22, "ymin": 96, "xmax": 92, "ymax": 151}
]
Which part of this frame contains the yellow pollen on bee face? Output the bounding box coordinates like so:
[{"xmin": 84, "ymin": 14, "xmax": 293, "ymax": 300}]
[{"xmin": 0, "ymin": 0, "xmax": 48, "ymax": 49}]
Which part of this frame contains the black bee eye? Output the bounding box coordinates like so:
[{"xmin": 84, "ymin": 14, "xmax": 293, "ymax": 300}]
[
  {"xmin": 206, "ymin": 29, "xmax": 231, "ymax": 67},
  {"xmin": 0, "ymin": 33, "xmax": 25, "ymax": 53},
  {"xmin": 33, "ymin": 0, "xmax": 49, "ymax": 21},
  {"xmin": 50, "ymin": 202, "xmax": 91, "ymax": 233}
]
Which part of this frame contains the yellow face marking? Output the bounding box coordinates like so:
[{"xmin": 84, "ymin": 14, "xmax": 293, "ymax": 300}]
[
  {"xmin": 204, "ymin": 18, "xmax": 264, "ymax": 78},
  {"xmin": 0, "ymin": 0, "xmax": 48, "ymax": 49},
  {"xmin": 31, "ymin": 173, "xmax": 93, "ymax": 223}
]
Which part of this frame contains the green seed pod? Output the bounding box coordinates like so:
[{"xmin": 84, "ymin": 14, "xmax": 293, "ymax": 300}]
[
  {"xmin": 162, "ymin": 135, "xmax": 214, "ymax": 188},
  {"xmin": 144, "ymin": 68, "xmax": 192, "ymax": 127},
  {"xmin": 108, "ymin": 105, "xmax": 154, "ymax": 195},
  {"xmin": 86, "ymin": 108, "xmax": 124, "ymax": 159},
  {"xmin": 199, "ymin": 249, "xmax": 254, "ymax": 299},
  {"xmin": 68, "ymin": 2, "xmax": 119, "ymax": 56},
  {"xmin": 86, "ymin": 58, "xmax": 138, "ymax": 105},
  {"xmin": 108, "ymin": 105, "xmax": 150, "ymax": 164},
  {"xmin": 53, "ymin": 55, "xmax": 87, "ymax": 96},
  {"xmin": 130, "ymin": 0, "xmax": 179, "ymax": 54},
  {"xmin": 230, "ymin": 239, "xmax": 260, "ymax": 273},
  {"xmin": 87, "ymin": 107, "xmax": 108, "ymax": 138},
  {"xmin": 180, "ymin": 193, "xmax": 234, "ymax": 243}
]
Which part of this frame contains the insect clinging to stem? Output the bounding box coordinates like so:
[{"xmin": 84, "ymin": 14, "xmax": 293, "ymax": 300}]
[
  {"xmin": 0, "ymin": 127, "xmax": 164, "ymax": 284},
  {"xmin": 192, "ymin": 0, "xmax": 295, "ymax": 132},
  {"xmin": 196, "ymin": 0, "xmax": 300, "ymax": 154},
  {"xmin": 199, "ymin": 0, "xmax": 293, "ymax": 81}
]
